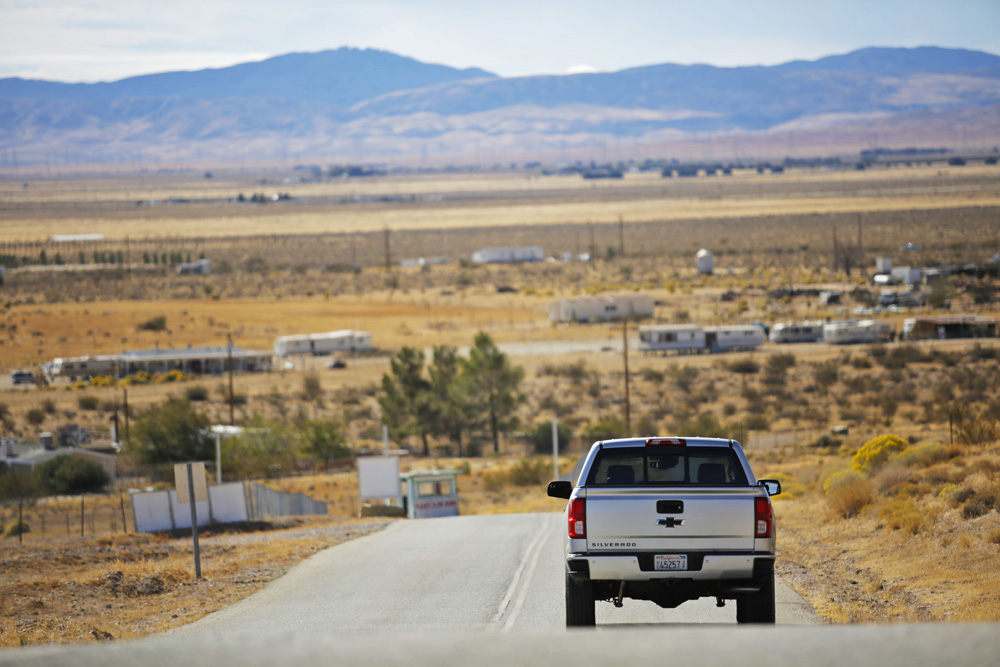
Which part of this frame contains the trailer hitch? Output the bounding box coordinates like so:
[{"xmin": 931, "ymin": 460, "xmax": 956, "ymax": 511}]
[{"xmin": 614, "ymin": 581, "xmax": 626, "ymax": 608}]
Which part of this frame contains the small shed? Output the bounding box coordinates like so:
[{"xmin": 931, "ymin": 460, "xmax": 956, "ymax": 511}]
[
  {"xmin": 400, "ymin": 470, "xmax": 461, "ymax": 519},
  {"xmin": 696, "ymin": 249, "xmax": 714, "ymax": 275}
]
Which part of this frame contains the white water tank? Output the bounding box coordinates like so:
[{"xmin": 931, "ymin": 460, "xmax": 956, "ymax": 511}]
[
  {"xmin": 876, "ymin": 256, "xmax": 893, "ymax": 273},
  {"xmin": 696, "ymin": 249, "xmax": 714, "ymax": 275}
]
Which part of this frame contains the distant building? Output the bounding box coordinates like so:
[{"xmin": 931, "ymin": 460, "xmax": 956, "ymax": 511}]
[
  {"xmin": 274, "ymin": 330, "xmax": 373, "ymax": 358},
  {"xmin": 548, "ymin": 294, "xmax": 655, "ymax": 323},
  {"xmin": 4, "ymin": 446, "xmax": 116, "ymax": 481},
  {"xmin": 471, "ymin": 246, "xmax": 544, "ymax": 264},
  {"xmin": 178, "ymin": 259, "xmax": 211, "ymax": 275},
  {"xmin": 903, "ymin": 315, "xmax": 999, "ymax": 340},
  {"xmin": 50, "ymin": 345, "xmax": 272, "ymax": 379},
  {"xmin": 696, "ymin": 249, "xmax": 714, "ymax": 275}
]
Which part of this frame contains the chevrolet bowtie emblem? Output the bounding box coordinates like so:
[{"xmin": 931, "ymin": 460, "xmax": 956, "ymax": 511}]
[{"xmin": 656, "ymin": 517, "xmax": 684, "ymax": 528}]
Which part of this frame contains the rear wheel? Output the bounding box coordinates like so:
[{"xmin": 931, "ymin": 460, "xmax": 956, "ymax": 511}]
[
  {"xmin": 565, "ymin": 573, "xmax": 595, "ymax": 627},
  {"xmin": 736, "ymin": 571, "xmax": 775, "ymax": 624}
]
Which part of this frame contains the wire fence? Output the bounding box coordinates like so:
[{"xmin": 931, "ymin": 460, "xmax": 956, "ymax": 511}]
[{"xmin": 1, "ymin": 493, "xmax": 135, "ymax": 540}]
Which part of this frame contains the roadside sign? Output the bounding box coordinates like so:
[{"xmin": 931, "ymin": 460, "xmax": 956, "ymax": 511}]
[
  {"xmin": 358, "ymin": 456, "xmax": 401, "ymax": 500},
  {"xmin": 173, "ymin": 461, "xmax": 206, "ymax": 579},
  {"xmin": 174, "ymin": 462, "xmax": 208, "ymax": 504}
]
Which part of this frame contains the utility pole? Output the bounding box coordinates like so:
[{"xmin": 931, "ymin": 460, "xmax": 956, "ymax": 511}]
[
  {"xmin": 122, "ymin": 387, "xmax": 130, "ymax": 443},
  {"xmin": 618, "ymin": 215, "xmax": 624, "ymax": 258},
  {"xmin": 227, "ymin": 334, "xmax": 235, "ymax": 426},
  {"xmin": 623, "ymin": 316, "xmax": 631, "ymax": 434},
  {"xmin": 590, "ymin": 223, "xmax": 596, "ymax": 261},
  {"xmin": 383, "ymin": 227, "xmax": 391, "ymax": 272}
]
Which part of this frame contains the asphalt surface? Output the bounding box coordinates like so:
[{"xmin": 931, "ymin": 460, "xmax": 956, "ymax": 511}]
[{"xmin": 2, "ymin": 513, "xmax": 998, "ymax": 666}]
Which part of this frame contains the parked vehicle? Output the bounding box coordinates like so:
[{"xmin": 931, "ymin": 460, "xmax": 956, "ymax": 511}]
[
  {"xmin": 822, "ymin": 319, "xmax": 892, "ymax": 344},
  {"xmin": 548, "ymin": 437, "xmax": 781, "ymax": 626},
  {"xmin": 769, "ymin": 321, "xmax": 824, "ymax": 343},
  {"xmin": 10, "ymin": 370, "xmax": 35, "ymax": 385},
  {"xmin": 638, "ymin": 324, "xmax": 765, "ymax": 354},
  {"xmin": 273, "ymin": 330, "xmax": 372, "ymax": 358}
]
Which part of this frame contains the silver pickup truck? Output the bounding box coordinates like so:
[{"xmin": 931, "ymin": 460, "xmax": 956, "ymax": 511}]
[{"xmin": 547, "ymin": 436, "xmax": 781, "ymax": 626}]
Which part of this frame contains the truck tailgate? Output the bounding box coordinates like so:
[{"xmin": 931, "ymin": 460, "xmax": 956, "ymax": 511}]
[{"xmin": 585, "ymin": 487, "xmax": 756, "ymax": 551}]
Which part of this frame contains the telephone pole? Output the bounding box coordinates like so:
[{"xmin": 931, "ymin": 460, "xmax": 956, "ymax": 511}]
[
  {"xmin": 623, "ymin": 316, "xmax": 631, "ymax": 434},
  {"xmin": 227, "ymin": 333, "xmax": 235, "ymax": 426}
]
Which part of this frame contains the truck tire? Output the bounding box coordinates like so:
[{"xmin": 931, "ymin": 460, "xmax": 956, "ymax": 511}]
[
  {"xmin": 565, "ymin": 573, "xmax": 596, "ymax": 627},
  {"xmin": 736, "ymin": 571, "xmax": 776, "ymax": 624}
]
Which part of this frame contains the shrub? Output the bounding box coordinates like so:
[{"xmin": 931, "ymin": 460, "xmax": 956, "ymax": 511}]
[
  {"xmin": 137, "ymin": 316, "xmax": 167, "ymax": 332},
  {"xmin": 302, "ymin": 375, "xmax": 323, "ymax": 402},
  {"xmin": 481, "ymin": 470, "xmax": 508, "ymax": 493},
  {"xmin": 505, "ymin": 458, "xmax": 552, "ymax": 486},
  {"xmin": 890, "ymin": 442, "xmax": 947, "ymax": 468},
  {"xmin": 3, "ymin": 520, "xmax": 30, "ymax": 538},
  {"xmin": 852, "ymin": 435, "xmax": 910, "ymax": 473},
  {"xmin": 32, "ymin": 455, "xmax": 110, "ymax": 495},
  {"xmin": 582, "ymin": 417, "xmax": 626, "ymax": 442},
  {"xmin": 823, "ymin": 468, "xmax": 863, "ymax": 494},
  {"xmin": 956, "ymin": 413, "xmax": 999, "ymax": 447},
  {"xmin": 185, "ymin": 385, "xmax": 209, "ymax": 401},
  {"xmin": 25, "ymin": 408, "xmax": 45, "ymax": 425},
  {"xmin": 878, "ymin": 497, "xmax": 927, "ymax": 533},
  {"xmin": 90, "ymin": 375, "xmax": 117, "ymax": 387},
  {"xmin": 728, "ymin": 358, "xmax": 759, "ymax": 374},
  {"xmin": 766, "ymin": 353, "xmax": 796, "ymax": 373},
  {"xmin": 527, "ymin": 421, "xmax": 574, "ymax": 455},
  {"xmin": 155, "ymin": 369, "xmax": 188, "ymax": 384},
  {"xmin": 813, "ymin": 361, "xmax": 839, "ymax": 385},
  {"xmin": 938, "ymin": 485, "xmax": 975, "ymax": 505},
  {"xmin": 77, "ymin": 395, "xmax": 100, "ymax": 411},
  {"xmin": 41, "ymin": 398, "xmax": 57, "ymax": 415},
  {"xmin": 126, "ymin": 397, "xmax": 213, "ymax": 465},
  {"xmin": 123, "ymin": 371, "xmax": 153, "ymax": 385},
  {"xmin": 962, "ymin": 498, "xmax": 993, "ymax": 519},
  {"xmin": 673, "ymin": 413, "xmax": 729, "ymax": 439},
  {"xmin": 872, "ymin": 464, "xmax": 912, "ymax": 495},
  {"xmin": 828, "ymin": 479, "xmax": 875, "ymax": 517}
]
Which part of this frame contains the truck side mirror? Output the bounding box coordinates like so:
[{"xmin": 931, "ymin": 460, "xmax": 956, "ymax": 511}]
[
  {"xmin": 759, "ymin": 479, "xmax": 782, "ymax": 497},
  {"xmin": 547, "ymin": 480, "xmax": 572, "ymax": 499}
]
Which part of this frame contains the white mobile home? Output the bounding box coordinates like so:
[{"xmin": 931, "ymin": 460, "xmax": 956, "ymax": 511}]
[
  {"xmin": 638, "ymin": 325, "xmax": 706, "ymax": 353},
  {"xmin": 548, "ymin": 294, "xmax": 655, "ymax": 323},
  {"xmin": 471, "ymin": 246, "xmax": 544, "ymax": 264},
  {"xmin": 769, "ymin": 321, "xmax": 824, "ymax": 344},
  {"xmin": 823, "ymin": 320, "xmax": 892, "ymax": 345},
  {"xmin": 274, "ymin": 330, "xmax": 373, "ymax": 358},
  {"xmin": 704, "ymin": 325, "xmax": 766, "ymax": 352},
  {"xmin": 51, "ymin": 346, "xmax": 272, "ymax": 379}
]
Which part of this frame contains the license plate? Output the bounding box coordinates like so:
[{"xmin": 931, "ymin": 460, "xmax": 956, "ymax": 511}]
[{"xmin": 654, "ymin": 554, "xmax": 687, "ymax": 571}]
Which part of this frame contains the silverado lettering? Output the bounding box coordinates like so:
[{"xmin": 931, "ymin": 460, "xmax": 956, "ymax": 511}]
[{"xmin": 548, "ymin": 436, "xmax": 782, "ymax": 627}]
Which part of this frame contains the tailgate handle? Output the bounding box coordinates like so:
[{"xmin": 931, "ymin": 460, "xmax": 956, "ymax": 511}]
[{"xmin": 656, "ymin": 500, "xmax": 684, "ymax": 514}]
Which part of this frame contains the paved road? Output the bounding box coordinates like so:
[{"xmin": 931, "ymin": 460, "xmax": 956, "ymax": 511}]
[
  {"xmin": 168, "ymin": 513, "xmax": 815, "ymax": 636},
  {"xmin": 4, "ymin": 513, "xmax": 998, "ymax": 666}
]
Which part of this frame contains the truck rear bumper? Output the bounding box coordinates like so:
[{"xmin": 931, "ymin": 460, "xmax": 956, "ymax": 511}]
[{"xmin": 568, "ymin": 552, "xmax": 773, "ymax": 582}]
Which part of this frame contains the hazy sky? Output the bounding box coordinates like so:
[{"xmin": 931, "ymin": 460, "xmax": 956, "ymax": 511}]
[{"xmin": 1, "ymin": 0, "xmax": 998, "ymax": 83}]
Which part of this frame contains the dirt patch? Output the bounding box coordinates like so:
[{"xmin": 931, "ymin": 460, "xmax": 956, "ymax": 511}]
[{"xmin": 0, "ymin": 518, "xmax": 390, "ymax": 647}]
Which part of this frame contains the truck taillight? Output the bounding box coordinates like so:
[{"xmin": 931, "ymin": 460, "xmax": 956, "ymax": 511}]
[
  {"xmin": 646, "ymin": 438, "xmax": 686, "ymax": 446},
  {"xmin": 568, "ymin": 498, "xmax": 586, "ymax": 538},
  {"xmin": 755, "ymin": 496, "xmax": 773, "ymax": 538}
]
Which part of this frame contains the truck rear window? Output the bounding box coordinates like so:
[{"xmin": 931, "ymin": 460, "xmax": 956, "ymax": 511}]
[{"xmin": 585, "ymin": 446, "xmax": 749, "ymax": 487}]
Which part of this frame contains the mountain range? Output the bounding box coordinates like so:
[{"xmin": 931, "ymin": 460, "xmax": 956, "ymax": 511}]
[{"xmin": 1, "ymin": 46, "xmax": 998, "ymax": 168}]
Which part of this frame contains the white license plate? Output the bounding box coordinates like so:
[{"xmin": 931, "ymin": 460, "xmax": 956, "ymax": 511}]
[{"xmin": 654, "ymin": 554, "xmax": 688, "ymax": 571}]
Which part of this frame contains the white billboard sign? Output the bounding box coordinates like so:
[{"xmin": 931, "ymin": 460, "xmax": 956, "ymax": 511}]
[{"xmin": 358, "ymin": 456, "xmax": 401, "ymax": 500}]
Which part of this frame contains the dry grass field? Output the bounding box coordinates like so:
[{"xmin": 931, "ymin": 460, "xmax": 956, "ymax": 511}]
[{"xmin": 2, "ymin": 163, "xmax": 1000, "ymax": 647}]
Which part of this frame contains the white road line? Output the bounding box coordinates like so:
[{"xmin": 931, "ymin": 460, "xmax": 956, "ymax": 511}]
[
  {"xmin": 489, "ymin": 519, "xmax": 550, "ymax": 630},
  {"xmin": 502, "ymin": 519, "xmax": 550, "ymax": 631}
]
